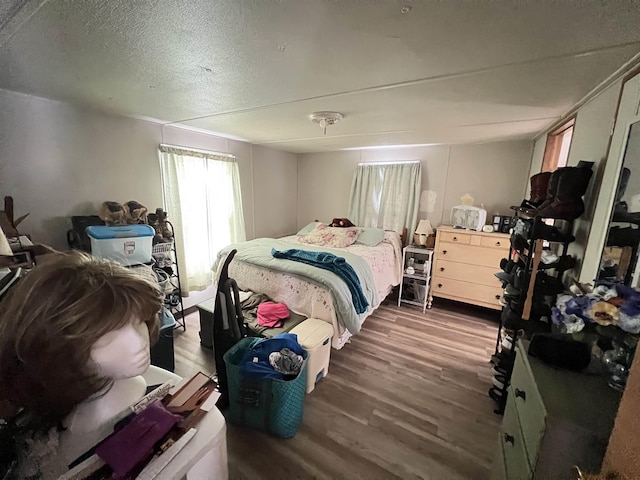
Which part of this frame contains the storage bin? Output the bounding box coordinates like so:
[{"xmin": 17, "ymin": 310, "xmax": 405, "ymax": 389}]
[
  {"xmin": 290, "ymin": 319, "xmax": 333, "ymax": 393},
  {"xmin": 86, "ymin": 225, "xmax": 154, "ymax": 266},
  {"xmin": 223, "ymin": 337, "xmax": 307, "ymax": 438},
  {"xmin": 150, "ymin": 308, "xmax": 176, "ymax": 372}
]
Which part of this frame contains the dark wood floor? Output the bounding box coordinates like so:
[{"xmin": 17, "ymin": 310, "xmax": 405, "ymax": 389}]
[{"xmin": 173, "ymin": 299, "xmax": 501, "ymax": 480}]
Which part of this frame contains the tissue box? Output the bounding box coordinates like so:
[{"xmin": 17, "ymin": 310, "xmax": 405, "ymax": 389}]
[{"xmin": 86, "ymin": 225, "xmax": 154, "ymax": 266}]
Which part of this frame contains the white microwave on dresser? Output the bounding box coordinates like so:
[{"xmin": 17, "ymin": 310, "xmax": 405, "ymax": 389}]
[{"xmin": 450, "ymin": 205, "xmax": 487, "ymax": 231}]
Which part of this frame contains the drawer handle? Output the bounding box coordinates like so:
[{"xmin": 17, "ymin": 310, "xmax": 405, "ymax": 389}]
[
  {"xmin": 437, "ymin": 283, "xmax": 443, "ymax": 288},
  {"xmin": 453, "ymin": 237, "xmax": 458, "ymax": 241},
  {"xmin": 439, "ymin": 267, "xmax": 445, "ymax": 272},
  {"xmin": 495, "ymin": 241, "xmax": 501, "ymax": 246},
  {"xmin": 503, "ymin": 433, "xmax": 515, "ymax": 446},
  {"xmin": 515, "ymin": 388, "xmax": 527, "ymax": 401},
  {"xmin": 442, "ymin": 250, "xmax": 447, "ymax": 255},
  {"xmin": 495, "ymin": 294, "xmax": 501, "ymax": 300}
]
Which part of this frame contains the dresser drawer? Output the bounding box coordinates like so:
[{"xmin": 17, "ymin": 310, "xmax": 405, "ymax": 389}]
[
  {"xmin": 431, "ymin": 275, "xmax": 503, "ymax": 307},
  {"xmin": 439, "ymin": 230, "xmax": 471, "ymax": 245},
  {"xmin": 435, "ymin": 243, "xmax": 505, "ymax": 268},
  {"xmin": 511, "ymin": 350, "xmax": 546, "ymax": 467},
  {"xmin": 434, "ymin": 259, "xmax": 503, "ymax": 287},
  {"xmin": 501, "ymin": 393, "xmax": 532, "ymax": 480},
  {"xmin": 491, "ymin": 435, "xmax": 507, "ymax": 480},
  {"xmin": 480, "ymin": 235, "xmax": 509, "ymax": 250}
]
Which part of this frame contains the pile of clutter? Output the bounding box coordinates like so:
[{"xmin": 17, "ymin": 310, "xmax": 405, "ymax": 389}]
[
  {"xmin": 99, "ymin": 201, "xmax": 173, "ymax": 245},
  {"xmin": 553, "ymin": 283, "xmax": 640, "ymax": 335}
]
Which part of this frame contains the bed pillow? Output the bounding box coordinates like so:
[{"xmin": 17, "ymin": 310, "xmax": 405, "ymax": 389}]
[
  {"xmin": 299, "ymin": 223, "xmax": 362, "ymax": 248},
  {"xmin": 355, "ymin": 227, "xmax": 385, "ymax": 247},
  {"xmin": 296, "ymin": 221, "xmax": 321, "ymax": 236}
]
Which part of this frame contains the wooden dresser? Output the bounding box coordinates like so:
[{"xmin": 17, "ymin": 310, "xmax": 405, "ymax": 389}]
[
  {"xmin": 431, "ymin": 226, "xmax": 510, "ymax": 310},
  {"xmin": 494, "ymin": 341, "xmax": 621, "ymax": 479}
]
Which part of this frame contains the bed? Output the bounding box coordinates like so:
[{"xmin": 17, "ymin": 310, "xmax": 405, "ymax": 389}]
[{"xmin": 213, "ymin": 228, "xmax": 403, "ymax": 349}]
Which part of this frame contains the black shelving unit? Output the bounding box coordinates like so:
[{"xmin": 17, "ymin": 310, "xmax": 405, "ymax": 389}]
[
  {"xmin": 152, "ymin": 221, "xmax": 185, "ymax": 331},
  {"xmin": 489, "ymin": 209, "xmax": 575, "ymax": 414}
]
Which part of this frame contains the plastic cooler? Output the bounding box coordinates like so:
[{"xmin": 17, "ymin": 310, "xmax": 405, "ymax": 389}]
[
  {"xmin": 86, "ymin": 225, "xmax": 154, "ymax": 266},
  {"xmin": 290, "ymin": 319, "xmax": 333, "ymax": 393},
  {"xmin": 223, "ymin": 337, "xmax": 307, "ymax": 438}
]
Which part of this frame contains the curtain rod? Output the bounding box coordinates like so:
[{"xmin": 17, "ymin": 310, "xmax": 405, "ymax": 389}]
[
  {"xmin": 357, "ymin": 160, "xmax": 420, "ymax": 166},
  {"xmin": 159, "ymin": 143, "xmax": 235, "ymax": 159}
]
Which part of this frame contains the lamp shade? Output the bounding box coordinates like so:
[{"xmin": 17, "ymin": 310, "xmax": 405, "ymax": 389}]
[{"xmin": 415, "ymin": 219, "xmax": 433, "ymax": 236}]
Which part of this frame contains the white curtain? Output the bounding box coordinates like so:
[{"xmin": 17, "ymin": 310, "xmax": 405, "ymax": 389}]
[
  {"xmin": 348, "ymin": 162, "xmax": 422, "ymax": 234},
  {"xmin": 159, "ymin": 145, "xmax": 246, "ymax": 293}
]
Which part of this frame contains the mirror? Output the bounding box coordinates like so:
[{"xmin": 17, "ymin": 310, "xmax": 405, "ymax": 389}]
[{"xmin": 599, "ymin": 120, "xmax": 640, "ymax": 286}]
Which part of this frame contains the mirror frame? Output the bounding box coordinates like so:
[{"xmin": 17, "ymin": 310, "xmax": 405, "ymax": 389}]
[{"xmin": 582, "ymin": 70, "xmax": 640, "ymax": 283}]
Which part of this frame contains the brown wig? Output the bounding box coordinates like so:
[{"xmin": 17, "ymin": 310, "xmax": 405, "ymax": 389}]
[{"xmin": 0, "ymin": 252, "xmax": 163, "ymax": 432}]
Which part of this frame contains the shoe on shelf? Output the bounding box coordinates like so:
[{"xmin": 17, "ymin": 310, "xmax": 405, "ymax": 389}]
[
  {"xmin": 532, "ymin": 165, "xmax": 593, "ymax": 220},
  {"xmin": 501, "ymin": 305, "xmax": 523, "ymax": 330},
  {"xmin": 492, "ymin": 374, "xmax": 508, "ymax": 390},
  {"xmin": 536, "ymin": 223, "xmax": 575, "ymax": 243},
  {"xmin": 495, "ymin": 271, "xmax": 514, "ymax": 286},
  {"xmin": 534, "ymin": 272, "xmax": 565, "ymax": 296},
  {"xmin": 540, "ymin": 250, "xmax": 559, "ymax": 265},
  {"xmin": 492, "ymin": 364, "xmax": 508, "ymax": 376},
  {"xmin": 510, "ymin": 234, "xmax": 529, "ymax": 253},
  {"xmin": 539, "ymin": 254, "xmax": 576, "ymax": 272},
  {"xmin": 488, "ymin": 386, "xmax": 505, "ymax": 403},
  {"xmin": 503, "ymin": 284, "xmax": 521, "ymax": 299}
]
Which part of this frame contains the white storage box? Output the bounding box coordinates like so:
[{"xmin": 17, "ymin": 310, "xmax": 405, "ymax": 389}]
[
  {"xmin": 86, "ymin": 225, "xmax": 154, "ymax": 266},
  {"xmin": 290, "ymin": 318, "xmax": 334, "ymax": 393}
]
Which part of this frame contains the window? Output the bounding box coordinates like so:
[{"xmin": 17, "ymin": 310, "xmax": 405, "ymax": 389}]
[
  {"xmin": 159, "ymin": 144, "xmax": 246, "ymax": 293},
  {"xmin": 347, "ymin": 161, "xmax": 421, "ymax": 234},
  {"xmin": 541, "ymin": 118, "xmax": 575, "ymax": 172}
]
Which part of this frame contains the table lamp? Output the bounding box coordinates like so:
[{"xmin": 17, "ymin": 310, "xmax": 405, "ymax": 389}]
[{"xmin": 414, "ymin": 219, "xmax": 433, "ymax": 247}]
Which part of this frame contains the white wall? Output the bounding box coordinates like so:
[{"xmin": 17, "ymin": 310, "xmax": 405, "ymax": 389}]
[
  {"xmin": 0, "ymin": 89, "xmax": 297, "ymax": 250},
  {"xmin": 251, "ymin": 145, "xmax": 298, "ymax": 238},
  {"xmin": 526, "ymin": 80, "xmax": 622, "ymax": 281},
  {"xmin": 297, "ymin": 141, "xmax": 532, "ymax": 230}
]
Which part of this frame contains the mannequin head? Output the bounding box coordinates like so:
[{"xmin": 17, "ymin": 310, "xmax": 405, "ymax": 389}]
[{"xmin": 0, "ymin": 252, "xmax": 163, "ymax": 431}]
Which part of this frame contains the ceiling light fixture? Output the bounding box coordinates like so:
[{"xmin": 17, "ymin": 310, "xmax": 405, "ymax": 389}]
[{"xmin": 309, "ymin": 111, "xmax": 343, "ymax": 135}]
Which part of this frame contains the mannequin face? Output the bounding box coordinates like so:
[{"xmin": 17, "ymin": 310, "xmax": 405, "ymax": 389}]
[{"xmin": 89, "ymin": 318, "xmax": 150, "ymax": 380}]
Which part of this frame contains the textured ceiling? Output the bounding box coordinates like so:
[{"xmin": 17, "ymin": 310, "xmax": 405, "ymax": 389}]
[{"xmin": 1, "ymin": 0, "xmax": 640, "ymax": 152}]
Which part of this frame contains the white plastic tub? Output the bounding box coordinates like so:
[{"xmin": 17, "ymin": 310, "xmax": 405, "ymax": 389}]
[{"xmin": 86, "ymin": 225, "xmax": 154, "ymax": 266}]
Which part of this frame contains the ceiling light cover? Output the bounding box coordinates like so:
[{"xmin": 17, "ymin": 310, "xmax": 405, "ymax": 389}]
[{"xmin": 309, "ymin": 111, "xmax": 343, "ymax": 135}]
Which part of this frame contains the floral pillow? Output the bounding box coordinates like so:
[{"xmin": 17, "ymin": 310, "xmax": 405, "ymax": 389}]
[{"xmin": 298, "ymin": 223, "xmax": 362, "ymax": 248}]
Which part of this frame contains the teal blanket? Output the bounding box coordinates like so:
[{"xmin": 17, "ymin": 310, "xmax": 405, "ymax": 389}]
[
  {"xmin": 271, "ymin": 248, "xmax": 369, "ymax": 314},
  {"xmin": 216, "ymin": 238, "xmax": 378, "ymax": 334}
]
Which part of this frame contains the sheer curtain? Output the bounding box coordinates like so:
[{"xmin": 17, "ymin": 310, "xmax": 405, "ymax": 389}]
[
  {"xmin": 159, "ymin": 145, "xmax": 246, "ymax": 293},
  {"xmin": 348, "ymin": 161, "xmax": 422, "ymax": 234}
]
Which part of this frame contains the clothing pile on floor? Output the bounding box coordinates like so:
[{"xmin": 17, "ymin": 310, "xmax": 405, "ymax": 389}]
[
  {"xmin": 553, "ymin": 283, "xmax": 640, "ymax": 334},
  {"xmin": 239, "ymin": 291, "xmax": 306, "ymax": 337},
  {"xmin": 238, "ymin": 333, "xmax": 305, "ymax": 381}
]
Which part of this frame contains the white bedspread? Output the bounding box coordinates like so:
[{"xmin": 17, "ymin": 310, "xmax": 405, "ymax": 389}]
[{"xmin": 221, "ymin": 232, "xmax": 403, "ymax": 348}]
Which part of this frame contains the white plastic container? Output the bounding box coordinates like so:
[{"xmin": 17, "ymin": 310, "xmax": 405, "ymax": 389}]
[
  {"xmin": 86, "ymin": 225, "xmax": 154, "ymax": 266},
  {"xmin": 290, "ymin": 318, "xmax": 334, "ymax": 393}
]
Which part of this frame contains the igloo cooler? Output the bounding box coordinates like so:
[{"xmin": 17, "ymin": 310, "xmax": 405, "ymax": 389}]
[{"xmin": 86, "ymin": 225, "xmax": 154, "ymax": 266}]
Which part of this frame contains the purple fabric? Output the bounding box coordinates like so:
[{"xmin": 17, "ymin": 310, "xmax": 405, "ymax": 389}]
[{"xmin": 95, "ymin": 400, "xmax": 182, "ymax": 477}]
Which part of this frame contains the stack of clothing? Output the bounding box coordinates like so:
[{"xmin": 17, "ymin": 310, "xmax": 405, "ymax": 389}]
[
  {"xmin": 240, "ymin": 291, "xmax": 306, "ymax": 338},
  {"xmin": 552, "ymin": 283, "xmax": 640, "ymax": 334}
]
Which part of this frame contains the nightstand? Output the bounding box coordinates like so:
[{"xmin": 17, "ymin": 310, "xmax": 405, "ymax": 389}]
[{"xmin": 398, "ymin": 245, "xmax": 434, "ymax": 312}]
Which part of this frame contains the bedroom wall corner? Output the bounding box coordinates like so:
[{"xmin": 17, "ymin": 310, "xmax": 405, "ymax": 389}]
[
  {"xmin": 250, "ymin": 144, "xmax": 298, "ymax": 239},
  {"xmin": 296, "ymin": 140, "xmax": 532, "ymax": 230}
]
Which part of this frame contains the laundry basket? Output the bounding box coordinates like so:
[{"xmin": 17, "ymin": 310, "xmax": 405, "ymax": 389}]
[{"xmin": 223, "ymin": 337, "xmax": 307, "ymax": 438}]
